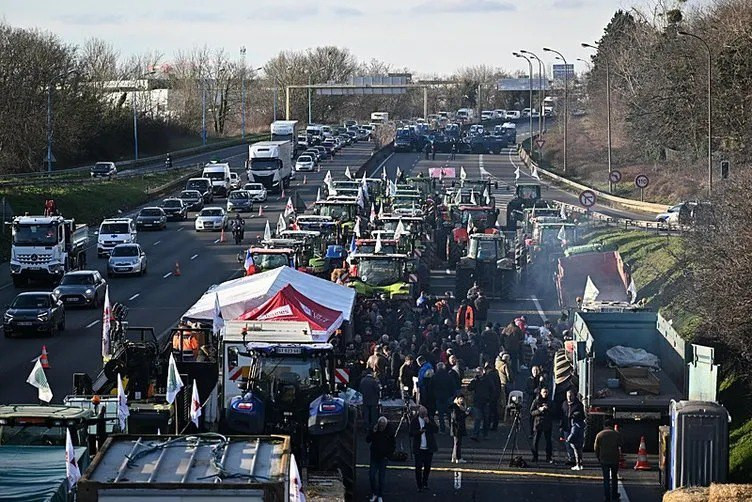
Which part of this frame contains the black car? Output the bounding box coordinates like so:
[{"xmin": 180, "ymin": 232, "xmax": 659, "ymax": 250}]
[
  {"xmin": 313, "ymin": 146, "xmax": 329, "ymax": 160},
  {"xmin": 136, "ymin": 207, "xmax": 167, "ymax": 230},
  {"xmin": 90, "ymin": 162, "xmax": 117, "ymax": 178},
  {"xmin": 4, "ymin": 292, "xmax": 65, "ymax": 337},
  {"xmin": 53, "ymin": 270, "xmax": 107, "ymax": 308},
  {"xmin": 160, "ymin": 198, "xmax": 188, "ymax": 220},
  {"xmin": 180, "ymin": 190, "xmax": 205, "ymax": 211},
  {"xmin": 322, "ymin": 140, "xmax": 337, "ymax": 156}
]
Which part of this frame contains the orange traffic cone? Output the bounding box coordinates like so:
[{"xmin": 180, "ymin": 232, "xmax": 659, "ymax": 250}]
[
  {"xmin": 633, "ymin": 436, "xmax": 651, "ymax": 470},
  {"xmin": 40, "ymin": 345, "xmax": 50, "ymax": 369},
  {"xmin": 615, "ymin": 424, "xmax": 626, "ymax": 468},
  {"xmin": 174, "ymin": 261, "xmax": 181, "ymax": 276},
  {"xmin": 220, "ymin": 227, "xmax": 225, "ymax": 243},
  {"xmin": 258, "ymin": 205, "xmax": 263, "ymax": 217},
  {"xmin": 303, "ymin": 175, "xmax": 307, "ymax": 185},
  {"xmin": 280, "ymin": 188, "xmax": 286, "ymax": 200}
]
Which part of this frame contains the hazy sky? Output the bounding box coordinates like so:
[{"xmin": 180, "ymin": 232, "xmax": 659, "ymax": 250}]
[{"xmin": 0, "ymin": 0, "xmax": 705, "ymax": 75}]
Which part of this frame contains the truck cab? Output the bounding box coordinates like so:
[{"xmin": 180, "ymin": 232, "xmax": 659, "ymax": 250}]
[
  {"xmin": 97, "ymin": 218, "xmax": 136, "ymax": 257},
  {"xmin": 248, "ymin": 141, "xmax": 293, "ymax": 193},
  {"xmin": 202, "ymin": 162, "xmax": 232, "ymax": 197}
]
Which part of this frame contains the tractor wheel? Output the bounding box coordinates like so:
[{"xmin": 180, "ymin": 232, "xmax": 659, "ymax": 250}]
[{"xmin": 316, "ymin": 407, "xmax": 357, "ymax": 501}]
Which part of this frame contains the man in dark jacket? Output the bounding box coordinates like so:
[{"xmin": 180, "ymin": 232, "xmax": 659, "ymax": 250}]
[
  {"xmin": 530, "ymin": 387, "xmax": 553, "ymax": 463},
  {"xmin": 474, "ymin": 292, "xmax": 489, "ymax": 325},
  {"xmin": 360, "ymin": 369, "xmax": 381, "ymax": 430},
  {"xmin": 409, "ymin": 405, "xmax": 438, "ymax": 492},
  {"xmin": 560, "ymin": 388, "xmax": 586, "ymax": 465},
  {"xmin": 432, "ymin": 362, "xmax": 455, "ymax": 433},
  {"xmin": 468, "ymin": 367, "xmax": 492, "ymax": 439},
  {"xmin": 366, "ymin": 416, "xmax": 395, "ymax": 502},
  {"xmin": 483, "ymin": 362, "xmax": 502, "ymax": 431},
  {"xmin": 480, "ymin": 322, "xmax": 499, "ymax": 365},
  {"xmin": 399, "ymin": 355, "xmax": 418, "ymax": 397},
  {"xmin": 595, "ymin": 419, "xmax": 623, "ymax": 501},
  {"xmin": 502, "ymin": 321, "xmax": 523, "ymax": 372}
]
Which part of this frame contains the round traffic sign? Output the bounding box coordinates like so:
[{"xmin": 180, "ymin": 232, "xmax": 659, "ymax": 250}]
[
  {"xmin": 609, "ymin": 170, "xmax": 622, "ymax": 183},
  {"xmin": 579, "ymin": 189, "xmax": 597, "ymax": 208},
  {"xmin": 635, "ymin": 174, "xmax": 650, "ymax": 189}
]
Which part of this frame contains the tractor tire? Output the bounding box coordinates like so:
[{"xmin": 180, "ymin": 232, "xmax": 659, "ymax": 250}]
[{"xmin": 316, "ymin": 408, "xmax": 357, "ymax": 501}]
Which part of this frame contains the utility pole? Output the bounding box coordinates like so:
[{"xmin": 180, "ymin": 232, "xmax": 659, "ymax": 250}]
[
  {"xmin": 240, "ymin": 46, "xmax": 247, "ymax": 142},
  {"xmin": 521, "ymin": 50, "xmax": 545, "ymax": 142},
  {"xmin": 46, "ymin": 83, "xmax": 53, "ymax": 172},
  {"xmin": 201, "ymin": 79, "xmax": 207, "ymax": 146},
  {"xmin": 514, "ymin": 52, "xmax": 534, "ymax": 156},
  {"xmin": 544, "ymin": 47, "xmax": 569, "ymax": 173}
]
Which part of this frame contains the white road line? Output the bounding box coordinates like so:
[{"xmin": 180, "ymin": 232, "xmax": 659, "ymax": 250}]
[
  {"xmin": 163, "ymin": 272, "xmax": 172, "ymax": 279},
  {"xmin": 0, "ymin": 283, "xmax": 11, "ymax": 291},
  {"xmin": 153, "ymin": 240, "xmax": 161, "ymax": 246},
  {"xmin": 177, "ymin": 227, "xmax": 184, "ymax": 232},
  {"xmin": 531, "ymin": 296, "xmax": 548, "ymax": 323},
  {"xmin": 370, "ymin": 152, "xmax": 394, "ymax": 177},
  {"xmin": 128, "ymin": 293, "xmax": 140, "ymax": 301},
  {"xmin": 85, "ymin": 320, "xmax": 100, "ymax": 329},
  {"xmin": 618, "ymin": 481, "xmax": 631, "ymax": 502},
  {"xmin": 190, "ymin": 254, "xmax": 199, "ymax": 260},
  {"xmin": 213, "ymin": 238, "xmax": 220, "ymax": 244}
]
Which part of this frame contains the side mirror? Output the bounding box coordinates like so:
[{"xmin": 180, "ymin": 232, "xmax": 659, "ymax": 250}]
[{"xmin": 228, "ymin": 346, "xmax": 239, "ymax": 368}]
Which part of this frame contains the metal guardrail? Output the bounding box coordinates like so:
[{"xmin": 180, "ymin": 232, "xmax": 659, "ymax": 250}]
[{"xmin": 557, "ymin": 199, "xmax": 683, "ymax": 235}]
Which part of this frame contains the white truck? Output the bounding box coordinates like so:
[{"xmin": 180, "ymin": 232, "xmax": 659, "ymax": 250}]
[
  {"xmin": 370, "ymin": 111, "xmax": 389, "ymax": 124},
  {"xmin": 271, "ymin": 120, "xmax": 299, "ymax": 155},
  {"xmin": 9, "ymin": 215, "xmax": 89, "ymax": 287},
  {"xmin": 247, "ymin": 141, "xmax": 293, "ymax": 193},
  {"xmin": 202, "ymin": 161, "xmax": 232, "ymax": 197},
  {"xmin": 456, "ymin": 108, "xmax": 475, "ymax": 123},
  {"xmin": 97, "ymin": 217, "xmax": 137, "ymax": 257}
]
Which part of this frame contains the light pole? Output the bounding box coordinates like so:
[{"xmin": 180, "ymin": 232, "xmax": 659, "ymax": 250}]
[
  {"xmin": 678, "ymin": 30, "xmax": 712, "ymax": 196},
  {"xmin": 520, "ymin": 50, "xmax": 546, "ymax": 139},
  {"xmin": 513, "ymin": 52, "xmax": 535, "ymax": 158},
  {"xmin": 308, "ymin": 67, "xmax": 325, "ymax": 124},
  {"xmin": 201, "ymin": 77, "xmax": 207, "ymax": 145},
  {"xmin": 46, "ymin": 69, "xmax": 77, "ymax": 172},
  {"xmin": 240, "ymin": 46, "xmax": 247, "ymax": 142},
  {"xmin": 131, "ymin": 70, "xmax": 156, "ymax": 161},
  {"xmin": 582, "ymin": 43, "xmax": 613, "ymax": 193},
  {"xmin": 543, "ymin": 47, "xmax": 569, "ymax": 173},
  {"xmin": 576, "ymin": 58, "xmax": 592, "ymax": 71}
]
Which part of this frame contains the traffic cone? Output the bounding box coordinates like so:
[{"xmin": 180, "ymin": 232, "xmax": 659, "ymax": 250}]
[
  {"xmin": 40, "ymin": 345, "xmax": 50, "ymax": 369},
  {"xmin": 280, "ymin": 188, "xmax": 286, "ymax": 200},
  {"xmin": 615, "ymin": 424, "xmax": 626, "ymax": 468},
  {"xmin": 303, "ymin": 175, "xmax": 307, "ymax": 185},
  {"xmin": 258, "ymin": 205, "xmax": 263, "ymax": 217},
  {"xmin": 220, "ymin": 227, "xmax": 225, "ymax": 243},
  {"xmin": 174, "ymin": 261, "xmax": 181, "ymax": 276},
  {"xmin": 633, "ymin": 436, "xmax": 651, "ymax": 470}
]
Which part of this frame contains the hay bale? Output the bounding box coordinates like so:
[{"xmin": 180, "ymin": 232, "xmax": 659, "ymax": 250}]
[
  {"xmin": 708, "ymin": 483, "xmax": 752, "ymax": 501},
  {"xmin": 662, "ymin": 486, "xmax": 708, "ymax": 502}
]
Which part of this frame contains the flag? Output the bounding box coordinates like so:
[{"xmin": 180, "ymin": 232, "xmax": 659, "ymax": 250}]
[
  {"xmin": 360, "ymin": 173, "xmax": 369, "ymax": 198},
  {"xmin": 212, "ymin": 292, "xmax": 224, "ymax": 336},
  {"xmin": 166, "ymin": 352, "xmax": 184, "ymax": 405},
  {"xmin": 531, "ymin": 164, "xmax": 540, "ymax": 180},
  {"xmin": 388, "ymin": 179, "xmax": 397, "ymax": 197},
  {"xmin": 65, "ymin": 428, "xmax": 81, "ymax": 492},
  {"xmin": 560, "ymin": 204, "xmax": 567, "ymax": 220},
  {"xmin": 316, "ymin": 187, "xmax": 322, "ymax": 202},
  {"xmin": 381, "ymin": 165, "xmax": 387, "ymax": 180},
  {"xmin": 284, "ymin": 197, "xmax": 295, "ymax": 218},
  {"xmin": 356, "ymin": 185, "xmax": 366, "ymax": 208},
  {"xmin": 439, "ymin": 169, "xmax": 444, "ymax": 182},
  {"xmin": 243, "ymin": 248, "xmax": 253, "ymax": 272},
  {"xmin": 466, "ymin": 213, "xmax": 473, "ymax": 234},
  {"xmin": 348, "ymin": 234, "xmax": 357, "ymax": 255},
  {"xmin": 26, "ymin": 359, "xmax": 53, "ymax": 402},
  {"xmin": 354, "ymin": 216, "xmax": 362, "ymax": 238},
  {"xmin": 276, "ymin": 213, "xmax": 287, "ymax": 234},
  {"xmin": 369, "ymin": 203, "xmax": 376, "ymax": 222},
  {"xmin": 323, "ymin": 170, "xmax": 332, "ymax": 186},
  {"xmin": 117, "ymin": 372, "xmax": 129, "ymax": 431},
  {"xmin": 396, "ymin": 166, "xmax": 402, "ymax": 180},
  {"xmin": 460, "ymin": 166, "xmax": 467, "ymax": 180},
  {"xmin": 454, "ymin": 188, "xmax": 462, "ymax": 205},
  {"xmin": 557, "ymin": 225, "xmax": 567, "ymax": 242},
  {"xmin": 483, "ymin": 186, "xmax": 491, "ymax": 205},
  {"xmin": 470, "ymin": 191, "xmax": 477, "ymax": 205},
  {"xmin": 102, "ymin": 286, "xmax": 111, "ymax": 359},
  {"xmin": 289, "ymin": 454, "xmax": 306, "ymax": 502},
  {"xmin": 190, "ymin": 379, "xmax": 202, "ymax": 428},
  {"xmin": 344, "ymin": 166, "xmax": 352, "ymax": 179},
  {"xmin": 583, "ymin": 276, "xmax": 600, "ymax": 304},
  {"xmin": 394, "ymin": 219, "xmax": 407, "ymax": 241},
  {"xmin": 263, "ymin": 219, "xmax": 272, "ymax": 241},
  {"xmin": 377, "ymin": 203, "xmax": 385, "ymax": 220},
  {"xmin": 627, "ymin": 278, "xmax": 638, "ymax": 304},
  {"xmin": 374, "ymin": 232, "xmax": 383, "ymax": 254},
  {"xmin": 514, "ymin": 165, "xmax": 521, "ymax": 180}
]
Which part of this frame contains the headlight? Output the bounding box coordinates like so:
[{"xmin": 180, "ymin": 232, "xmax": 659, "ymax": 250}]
[
  {"xmin": 37, "ymin": 311, "xmax": 49, "ymax": 321},
  {"xmin": 4, "ymin": 313, "xmax": 13, "ymax": 322},
  {"xmin": 84, "ymin": 288, "xmax": 94, "ymax": 296},
  {"xmin": 10, "ymin": 264, "xmax": 20, "ymax": 272},
  {"xmin": 53, "ymin": 288, "xmax": 61, "ymax": 296}
]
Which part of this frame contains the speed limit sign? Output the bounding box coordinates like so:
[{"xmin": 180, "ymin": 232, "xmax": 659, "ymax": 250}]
[{"xmin": 635, "ymin": 174, "xmax": 650, "ymax": 189}]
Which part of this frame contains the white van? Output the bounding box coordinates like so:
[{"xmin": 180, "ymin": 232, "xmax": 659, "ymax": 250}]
[
  {"xmin": 97, "ymin": 218, "xmax": 137, "ymax": 257},
  {"xmin": 202, "ymin": 162, "xmax": 232, "ymax": 197},
  {"xmin": 247, "ymin": 141, "xmax": 293, "ymax": 193}
]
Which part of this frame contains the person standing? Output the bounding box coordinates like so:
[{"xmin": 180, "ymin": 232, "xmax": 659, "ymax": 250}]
[
  {"xmin": 432, "ymin": 362, "xmax": 455, "ymax": 434},
  {"xmin": 450, "ymin": 394, "xmax": 470, "ymax": 463},
  {"xmin": 468, "ymin": 366, "xmax": 491, "ymax": 440},
  {"xmin": 561, "ymin": 389, "xmax": 585, "ymax": 466},
  {"xmin": 450, "ymin": 143, "xmax": 457, "ymax": 160},
  {"xmin": 567, "ymin": 411, "xmax": 586, "ymax": 471},
  {"xmin": 502, "ymin": 321, "xmax": 522, "ymax": 373},
  {"xmin": 399, "ymin": 354, "xmax": 418, "ymax": 397},
  {"xmin": 360, "ymin": 369, "xmax": 381, "ymax": 430},
  {"xmin": 409, "ymin": 405, "xmax": 438, "ymax": 492},
  {"xmin": 484, "ymin": 362, "xmax": 502, "ymax": 431},
  {"xmin": 595, "ymin": 419, "xmax": 623, "ymax": 501},
  {"xmin": 495, "ymin": 352, "xmax": 513, "ymax": 420},
  {"xmin": 456, "ymin": 301, "xmax": 475, "ymax": 331},
  {"xmin": 530, "ymin": 387, "xmax": 553, "ymax": 463},
  {"xmin": 474, "ymin": 292, "xmax": 489, "ymax": 326},
  {"xmin": 366, "ymin": 416, "xmax": 395, "ymax": 502}
]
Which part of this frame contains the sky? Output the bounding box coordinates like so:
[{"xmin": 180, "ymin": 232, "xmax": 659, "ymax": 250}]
[{"xmin": 0, "ymin": 0, "xmax": 706, "ymax": 75}]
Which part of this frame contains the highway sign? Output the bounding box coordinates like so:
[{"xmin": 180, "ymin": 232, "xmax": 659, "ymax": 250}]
[
  {"xmin": 635, "ymin": 174, "xmax": 650, "ymax": 189},
  {"xmin": 535, "ymin": 138, "xmax": 546, "ymax": 149},
  {"xmin": 579, "ymin": 190, "xmax": 597, "ymax": 208},
  {"xmin": 609, "ymin": 170, "xmax": 622, "ymax": 183}
]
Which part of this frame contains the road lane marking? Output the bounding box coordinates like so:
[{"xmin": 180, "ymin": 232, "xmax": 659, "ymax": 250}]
[
  {"xmin": 213, "ymin": 238, "xmax": 220, "ymax": 244},
  {"xmin": 163, "ymin": 272, "xmax": 172, "ymax": 278},
  {"xmin": 531, "ymin": 296, "xmax": 548, "ymax": 322},
  {"xmin": 86, "ymin": 320, "xmax": 100, "ymax": 328},
  {"xmin": 177, "ymin": 227, "xmax": 184, "ymax": 232},
  {"xmin": 369, "ymin": 152, "xmax": 394, "ymax": 177},
  {"xmin": 190, "ymin": 254, "xmax": 199, "ymax": 260},
  {"xmin": 129, "ymin": 293, "xmax": 140, "ymax": 301},
  {"xmin": 354, "ymin": 464, "xmax": 601, "ymax": 480},
  {"xmin": 153, "ymin": 240, "xmax": 161, "ymax": 246},
  {"xmin": 618, "ymin": 481, "xmax": 631, "ymax": 502},
  {"xmin": 0, "ymin": 283, "xmax": 11, "ymax": 291}
]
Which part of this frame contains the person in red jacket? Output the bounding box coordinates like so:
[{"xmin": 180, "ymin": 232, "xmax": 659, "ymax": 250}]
[{"xmin": 456, "ymin": 301, "xmax": 475, "ymax": 330}]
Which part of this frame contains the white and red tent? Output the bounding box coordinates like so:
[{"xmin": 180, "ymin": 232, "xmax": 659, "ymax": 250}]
[{"xmin": 235, "ymin": 284, "xmax": 344, "ymax": 337}]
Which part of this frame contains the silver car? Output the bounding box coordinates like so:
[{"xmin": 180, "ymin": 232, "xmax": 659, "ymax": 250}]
[
  {"xmin": 195, "ymin": 207, "xmax": 228, "ymax": 231},
  {"xmin": 107, "ymin": 243, "xmax": 147, "ymax": 277},
  {"xmin": 53, "ymin": 270, "xmax": 107, "ymax": 308}
]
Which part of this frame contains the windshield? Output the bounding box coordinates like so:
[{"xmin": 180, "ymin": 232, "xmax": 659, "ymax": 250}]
[
  {"xmin": 111, "ymin": 246, "xmax": 139, "ymax": 257},
  {"xmin": 318, "ymin": 204, "xmax": 352, "ymax": 220},
  {"xmin": 12, "ymin": 294, "xmax": 50, "ymax": 308},
  {"xmin": 230, "ymin": 191, "xmax": 249, "ymax": 200},
  {"xmin": 12, "ymin": 223, "xmax": 58, "ymax": 246},
  {"xmin": 162, "ymin": 200, "xmax": 181, "ymax": 208},
  {"xmin": 253, "ymin": 252, "xmax": 289, "ymax": 269},
  {"xmin": 204, "ymin": 171, "xmax": 225, "ymax": 181},
  {"xmin": 518, "ymin": 185, "xmax": 540, "ymax": 200},
  {"xmin": 244, "ymin": 184, "xmax": 263, "ymax": 191},
  {"xmin": 0, "ymin": 424, "xmax": 84, "ymax": 446},
  {"xmin": 472, "ymin": 240, "xmax": 499, "ymax": 260},
  {"xmin": 187, "ymin": 181, "xmax": 209, "ymax": 191},
  {"xmin": 100, "ymin": 223, "xmax": 129, "ymax": 234},
  {"xmin": 60, "ymin": 274, "xmax": 94, "ymax": 285},
  {"xmin": 358, "ymin": 243, "xmax": 397, "ymax": 255},
  {"xmin": 200, "ymin": 209, "xmax": 223, "ymax": 217},
  {"xmin": 462, "ymin": 210, "xmax": 494, "ymax": 229},
  {"xmin": 258, "ymin": 356, "xmax": 323, "ymax": 393},
  {"xmin": 297, "ymin": 156, "xmax": 312, "ymax": 163},
  {"xmin": 181, "ymin": 191, "xmax": 200, "ymax": 199},
  {"xmin": 357, "ymin": 259, "xmax": 403, "ymax": 286},
  {"xmin": 250, "ymin": 159, "xmax": 281, "ymax": 171},
  {"xmin": 140, "ymin": 209, "xmax": 162, "ymax": 217}
]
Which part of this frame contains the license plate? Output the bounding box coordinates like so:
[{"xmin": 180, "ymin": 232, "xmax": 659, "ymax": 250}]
[
  {"xmin": 68, "ymin": 298, "xmax": 80, "ymax": 302},
  {"xmin": 18, "ymin": 322, "xmax": 32, "ymax": 326},
  {"xmin": 27, "ymin": 266, "xmax": 41, "ymax": 271}
]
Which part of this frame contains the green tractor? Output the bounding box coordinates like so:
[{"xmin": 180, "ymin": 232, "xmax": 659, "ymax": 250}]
[
  {"xmin": 314, "ymin": 199, "xmax": 359, "ymax": 243},
  {"xmin": 347, "ymin": 253, "xmax": 416, "ymax": 300},
  {"xmin": 456, "ymin": 233, "xmax": 515, "ymax": 300},
  {"xmin": 505, "ymin": 181, "xmax": 553, "ymax": 231},
  {"xmin": 277, "ymin": 229, "xmax": 329, "ymax": 275}
]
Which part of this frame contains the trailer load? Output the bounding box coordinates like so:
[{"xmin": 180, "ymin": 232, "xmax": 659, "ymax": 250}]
[{"xmin": 556, "ymin": 251, "xmax": 631, "ymax": 311}]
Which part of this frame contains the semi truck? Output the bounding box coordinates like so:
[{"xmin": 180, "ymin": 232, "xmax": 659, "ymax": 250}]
[
  {"xmin": 370, "ymin": 112, "xmax": 389, "ymax": 124},
  {"xmin": 271, "ymin": 120, "xmax": 299, "ymax": 155},
  {"xmin": 9, "ymin": 215, "xmax": 89, "ymax": 287},
  {"xmin": 247, "ymin": 141, "xmax": 293, "ymax": 193}
]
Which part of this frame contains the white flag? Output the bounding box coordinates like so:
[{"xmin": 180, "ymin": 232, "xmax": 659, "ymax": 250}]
[
  {"xmin": 102, "ymin": 286, "xmax": 111, "ymax": 359},
  {"xmin": 369, "ymin": 203, "xmax": 376, "ymax": 222},
  {"xmin": 483, "ymin": 186, "xmax": 490, "ymax": 205},
  {"xmin": 213, "ymin": 292, "xmax": 224, "ymax": 336},
  {"xmin": 627, "ymin": 278, "xmax": 638, "ymax": 304},
  {"xmin": 316, "ymin": 188, "xmax": 322, "ymax": 202},
  {"xmin": 396, "ymin": 166, "xmax": 402, "ymax": 180},
  {"xmin": 354, "ymin": 216, "xmax": 362, "ymax": 238},
  {"xmin": 560, "ymin": 204, "xmax": 567, "ymax": 220},
  {"xmin": 323, "ymin": 170, "xmax": 332, "ymax": 186},
  {"xmin": 166, "ymin": 352, "xmax": 184, "ymax": 405},
  {"xmin": 514, "ymin": 165, "xmax": 521, "ymax": 180},
  {"xmin": 276, "ymin": 213, "xmax": 287, "ymax": 234},
  {"xmin": 374, "ymin": 232, "xmax": 383, "ymax": 254},
  {"xmin": 65, "ymin": 428, "xmax": 81, "ymax": 491},
  {"xmin": 470, "ymin": 191, "xmax": 477, "ymax": 205},
  {"xmin": 388, "ymin": 179, "xmax": 397, "ymax": 197},
  {"xmin": 378, "ymin": 203, "xmax": 385, "ymax": 220},
  {"xmin": 583, "ymin": 276, "xmax": 600, "ymax": 304},
  {"xmin": 263, "ymin": 219, "xmax": 272, "ymax": 241},
  {"xmin": 467, "ymin": 213, "xmax": 473, "ymax": 234},
  {"xmin": 394, "ymin": 218, "xmax": 407, "ymax": 241},
  {"xmin": 531, "ymin": 164, "xmax": 540, "ymax": 180},
  {"xmin": 344, "ymin": 166, "xmax": 352, "ymax": 179},
  {"xmin": 356, "ymin": 185, "xmax": 366, "ymax": 209},
  {"xmin": 360, "ymin": 173, "xmax": 369, "ymax": 198},
  {"xmin": 454, "ymin": 188, "xmax": 462, "ymax": 205},
  {"xmin": 117, "ymin": 372, "xmax": 129, "ymax": 431},
  {"xmin": 284, "ymin": 197, "xmax": 295, "ymax": 218},
  {"xmin": 289, "ymin": 454, "xmax": 306, "ymax": 502},
  {"xmin": 26, "ymin": 359, "xmax": 53, "ymax": 402},
  {"xmin": 557, "ymin": 225, "xmax": 567, "ymax": 242},
  {"xmin": 460, "ymin": 166, "xmax": 467, "ymax": 180},
  {"xmin": 190, "ymin": 379, "xmax": 202, "ymax": 428}
]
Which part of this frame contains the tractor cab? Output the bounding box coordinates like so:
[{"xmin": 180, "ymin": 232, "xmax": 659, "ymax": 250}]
[
  {"xmin": 406, "ymin": 176, "xmax": 438, "ymax": 198},
  {"xmin": 350, "ymin": 238, "xmax": 399, "ymax": 258},
  {"xmin": 245, "ymin": 247, "xmax": 296, "ymax": 274},
  {"xmin": 347, "ymin": 253, "xmax": 415, "ymax": 299},
  {"xmin": 278, "ymin": 230, "xmax": 324, "ymax": 257},
  {"xmin": 505, "ymin": 181, "xmax": 550, "ymax": 231},
  {"xmin": 456, "ymin": 233, "xmax": 515, "ymax": 300},
  {"xmin": 314, "ymin": 200, "xmax": 358, "ymax": 223},
  {"xmin": 521, "ymin": 207, "xmax": 563, "ymax": 235},
  {"xmin": 455, "ymin": 205, "xmax": 500, "ymax": 232},
  {"xmin": 296, "ymin": 215, "xmax": 340, "ymax": 244}
]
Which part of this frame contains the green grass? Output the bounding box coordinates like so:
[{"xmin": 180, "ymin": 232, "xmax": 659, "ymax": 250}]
[{"xmin": 730, "ymin": 418, "xmax": 752, "ymax": 481}]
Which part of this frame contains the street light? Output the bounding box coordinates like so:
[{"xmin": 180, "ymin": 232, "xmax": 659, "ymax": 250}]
[
  {"xmin": 240, "ymin": 46, "xmax": 247, "ymax": 142},
  {"xmin": 308, "ymin": 67, "xmax": 325, "ymax": 124},
  {"xmin": 582, "ymin": 42, "xmax": 613, "ymax": 193},
  {"xmin": 520, "ymin": 50, "xmax": 546, "ymax": 139},
  {"xmin": 576, "ymin": 58, "xmax": 592, "ymax": 71},
  {"xmin": 132, "ymin": 70, "xmax": 157, "ymax": 161},
  {"xmin": 543, "ymin": 47, "xmax": 569, "ymax": 173},
  {"xmin": 513, "ymin": 52, "xmax": 535, "ymax": 159},
  {"xmin": 46, "ymin": 69, "xmax": 78, "ymax": 172},
  {"xmin": 678, "ymin": 30, "xmax": 713, "ymax": 196}
]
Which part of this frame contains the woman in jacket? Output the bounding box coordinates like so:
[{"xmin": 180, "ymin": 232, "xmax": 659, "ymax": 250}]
[{"xmin": 449, "ymin": 394, "xmax": 471, "ymax": 463}]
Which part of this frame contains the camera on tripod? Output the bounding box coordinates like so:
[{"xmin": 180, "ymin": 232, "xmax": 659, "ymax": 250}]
[{"xmin": 506, "ymin": 392, "xmax": 522, "ymax": 416}]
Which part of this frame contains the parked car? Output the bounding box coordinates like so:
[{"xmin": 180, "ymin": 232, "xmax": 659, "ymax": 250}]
[
  {"xmin": 243, "ymin": 183, "xmax": 268, "ymax": 202},
  {"xmin": 136, "ymin": 207, "xmax": 167, "ymax": 230},
  {"xmin": 90, "ymin": 162, "xmax": 117, "ymax": 178},
  {"xmin": 53, "ymin": 270, "xmax": 107, "ymax": 308},
  {"xmin": 160, "ymin": 198, "xmax": 188, "ymax": 220},
  {"xmin": 227, "ymin": 190, "xmax": 254, "ymax": 212},
  {"xmin": 4, "ymin": 291, "xmax": 65, "ymax": 337},
  {"xmin": 107, "ymin": 243, "xmax": 147, "ymax": 277},
  {"xmin": 179, "ymin": 190, "xmax": 205, "ymax": 211},
  {"xmin": 195, "ymin": 207, "xmax": 228, "ymax": 231},
  {"xmin": 295, "ymin": 155, "xmax": 315, "ymax": 172}
]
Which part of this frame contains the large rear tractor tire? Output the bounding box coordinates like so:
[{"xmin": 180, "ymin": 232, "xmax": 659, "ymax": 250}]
[{"xmin": 316, "ymin": 408, "xmax": 357, "ymax": 501}]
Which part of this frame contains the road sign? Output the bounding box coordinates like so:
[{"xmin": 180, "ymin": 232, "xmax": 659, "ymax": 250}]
[
  {"xmin": 720, "ymin": 160, "xmax": 730, "ymax": 179},
  {"xmin": 635, "ymin": 174, "xmax": 650, "ymax": 189},
  {"xmin": 535, "ymin": 138, "xmax": 546, "ymax": 149},
  {"xmin": 609, "ymin": 170, "xmax": 622, "ymax": 183},
  {"xmin": 579, "ymin": 190, "xmax": 597, "ymax": 208}
]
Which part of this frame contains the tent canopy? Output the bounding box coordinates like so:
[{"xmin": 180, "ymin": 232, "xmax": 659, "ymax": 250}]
[
  {"xmin": 236, "ymin": 284, "xmax": 344, "ymax": 337},
  {"xmin": 183, "ymin": 266, "xmax": 356, "ymax": 323}
]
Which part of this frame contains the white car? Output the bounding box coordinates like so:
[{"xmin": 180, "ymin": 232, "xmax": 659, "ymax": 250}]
[
  {"xmin": 505, "ymin": 110, "xmax": 521, "ymax": 120},
  {"xmin": 655, "ymin": 204, "xmax": 682, "ymax": 224},
  {"xmin": 295, "ymin": 155, "xmax": 315, "ymax": 172},
  {"xmin": 229, "ymin": 172, "xmax": 241, "ymax": 190},
  {"xmin": 194, "ymin": 207, "xmax": 228, "ymax": 232},
  {"xmin": 481, "ymin": 110, "xmax": 495, "ymax": 121},
  {"xmin": 243, "ymin": 183, "xmax": 267, "ymax": 202}
]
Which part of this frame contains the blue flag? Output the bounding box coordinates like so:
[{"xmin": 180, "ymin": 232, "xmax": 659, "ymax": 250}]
[{"xmin": 349, "ymin": 234, "xmax": 357, "ymax": 255}]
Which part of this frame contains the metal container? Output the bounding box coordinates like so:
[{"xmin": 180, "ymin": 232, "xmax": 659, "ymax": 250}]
[
  {"xmin": 669, "ymin": 400, "xmax": 730, "ymax": 490},
  {"xmin": 78, "ymin": 434, "xmax": 291, "ymax": 501}
]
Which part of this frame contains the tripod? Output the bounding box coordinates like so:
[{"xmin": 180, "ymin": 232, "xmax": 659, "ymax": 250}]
[
  {"xmin": 393, "ymin": 394, "xmax": 414, "ymax": 460},
  {"xmin": 498, "ymin": 408, "xmax": 532, "ymax": 467}
]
